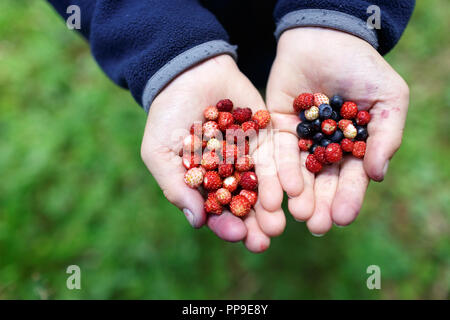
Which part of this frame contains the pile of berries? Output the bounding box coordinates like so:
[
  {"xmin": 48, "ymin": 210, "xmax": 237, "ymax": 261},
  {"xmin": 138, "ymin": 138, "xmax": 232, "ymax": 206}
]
[
  {"xmin": 294, "ymin": 93, "xmax": 371, "ymax": 173},
  {"xmin": 183, "ymin": 99, "xmax": 270, "ymax": 217}
]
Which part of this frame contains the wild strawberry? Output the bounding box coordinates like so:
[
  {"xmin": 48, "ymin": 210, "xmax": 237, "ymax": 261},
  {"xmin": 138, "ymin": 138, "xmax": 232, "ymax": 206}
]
[
  {"xmin": 239, "ymin": 190, "xmax": 257, "ymax": 206},
  {"xmin": 222, "ymin": 142, "xmax": 238, "ymax": 164},
  {"xmin": 204, "ymin": 192, "xmax": 222, "ymax": 215},
  {"xmin": 298, "ymin": 139, "xmax": 313, "ymax": 151},
  {"xmin": 233, "ymin": 171, "xmax": 242, "ymax": 184},
  {"xmin": 293, "ymin": 93, "xmax": 314, "ymax": 112},
  {"xmin": 223, "ymin": 176, "xmax": 238, "ymax": 192},
  {"xmin": 252, "ymin": 110, "xmax": 271, "ymax": 128},
  {"xmin": 216, "ymin": 99, "xmax": 233, "ymax": 112},
  {"xmin": 215, "ymin": 188, "xmax": 232, "ymax": 205},
  {"xmin": 230, "ymin": 195, "xmax": 251, "ymax": 217},
  {"xmin": 201, "ymin": 151, "xmax": 220, "ymax": 170},
  {"xmin": 235, "ymin": 155, "xmax": 254, "ymax": 172},
  {"xmin": 182, "ymin": 153, "xmax": 201, "ymax": 170},
  {"xmin": 232, "ymin": 107, "xmax": 252, "ymax": 124},
  {"xmin": 325, "ymin": 143, "xmax": 343, "ymax": 163},
  {"xmin": 338, "ymin": 119, "xmax": 353, "ymax": 131},
  {"xmin": 237, "ymin": 140, "xmax": 250, "ymax": 157},
  {"xmin": 313, "ymin": 146, "xmax": 327, "ymax": 164},
  {"xmin": 190, "ymin": 122, "xmax": 202, "ymax": 135},
  {"xmin": 240, "ymin": 171, "xmax": 258, "ymax": 191},
  {"xmin": 218, "ymin": 163, "xmax": 234, "ymax": 177},
  {"xmin": 305, "ymin": 106, "xmax": 319, "ymax": 121},
  {"xmin": 356, "ymin": 110, "xmax": 371, "ymax": 125},
  {"xmin": 321, "ymin": 119, "xmax": 337, "ymax": 135},
  {"xmin": 183, "ymin": 134, "xmax": 202, "ymax": 153},
  {"xmin": 206, "ymin": 138, "xmax": 222, "ymax": 151},
  {"xmin": 352, "ymin": 141, "xmax": 366, "ymax": 158},
  {"xmin": 242, "ymin": 121, "xmax": 259, "ymax": 134},
  {"xmin": 314, "ymin": 93, "xmax": 330, "ymax": 107},
  {"xmin": 218, "ymin": 112, "xmax": 234, "ymax": 131},
  {"xmin": 184, "ymin": 167, "xmax": 204, "ymax": 188},
  {"xmin": 343, "ymin": 123, "xmax": 357, "ymax": 139},
  {"xmin": 203, "ymin": 121, "xmax": 220, "ymax": 139},
  {"xmin": 203, "ymin": 171, "xmax": 222, "ymax": 191},
  {"xmin": 305, "ymin": 154, "xmax": 323, "ymax": 173},
  {"xmin": 340, "ymin": 101, "xmax": 358, "ymax": 119},
  {"xmin": 340, "ymin": 138, "xmax": 354, "ymax": 152},
  {"xmin": 204, "ymin": 105, "xmax": 219, "ymax": 121}
]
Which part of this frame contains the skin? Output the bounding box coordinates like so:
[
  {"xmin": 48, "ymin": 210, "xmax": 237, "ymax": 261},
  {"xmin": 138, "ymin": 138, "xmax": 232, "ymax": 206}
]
[
  {"xmin": 141, "ymin": 55, "xmax": 284, "ymax": 253},
  {"xmin": 266, "ymin": 27, "xmax": 410, "ymax": 235}
]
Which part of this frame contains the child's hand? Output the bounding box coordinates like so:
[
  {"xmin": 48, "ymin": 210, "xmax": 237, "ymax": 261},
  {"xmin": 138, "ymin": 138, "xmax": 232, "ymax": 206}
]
[
  {"xmin": 266, "ymin": 28, "xmax": 409, "ymax": 235},
  {"xmin": 141, "ymin": 55, "xmax": 284, "ymax": 252}
]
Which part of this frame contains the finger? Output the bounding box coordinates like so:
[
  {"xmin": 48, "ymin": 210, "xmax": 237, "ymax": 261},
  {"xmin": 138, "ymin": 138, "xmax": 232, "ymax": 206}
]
[
  {"xmin": 331, "ymin": 157, "xmax": 370, "ymax": 226},
  {"xmin": 288, "ymin": 152, "xmax": 315, "ymax": 221},
  {"xmin": 142, "ymin": 148, "xmax": 206, "ymax": 228},
  {"xmin": 254, "ymin": 201, "xmax": 286, "ymax": 237},
  {"xmin": 364, "ymin": 85, "xmax": 409, "ymax": 181},
  {"xmin": 306, "ymin": 164, "xmax": 339, "ymax": 236},
  {"xmin": 243, "ymin": 210, "xmax": 271, "ymax": 253},
  {"xmin": 207, "ymin": 210, "xmax": 247, "ymax": 242}
]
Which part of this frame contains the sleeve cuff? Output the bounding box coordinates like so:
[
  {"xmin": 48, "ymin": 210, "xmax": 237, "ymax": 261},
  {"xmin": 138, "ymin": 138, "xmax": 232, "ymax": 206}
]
[
  {"xmin": 142, "ymin": 40, "xmax": 237, "ymax": 112},
  {"xmin": 274, "ymin": 9, "xmax": 379, "ymax": 50}
]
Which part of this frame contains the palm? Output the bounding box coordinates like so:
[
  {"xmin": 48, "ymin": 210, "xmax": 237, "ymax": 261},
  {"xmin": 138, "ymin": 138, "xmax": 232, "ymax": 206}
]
[
  {"xmin": 267, "ymin": 28, "xmax": 409, "ymax": 234},
  {"xmin": 142, "ymin": 55, "xmax": 285, "ymax": 252}
]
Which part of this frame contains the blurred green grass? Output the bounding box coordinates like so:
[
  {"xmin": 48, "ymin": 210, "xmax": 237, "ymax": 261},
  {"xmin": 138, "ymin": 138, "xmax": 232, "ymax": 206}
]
[{"xmin": 0, "ymin": 1, "xmax": 448, "ymax": 299}]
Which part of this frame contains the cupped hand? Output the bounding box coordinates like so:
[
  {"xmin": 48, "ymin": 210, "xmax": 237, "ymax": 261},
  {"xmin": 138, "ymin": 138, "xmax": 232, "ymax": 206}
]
[
  {"xmin": 141, "ymin": 55, "xmax": 285, "ymax": 252},
  {"xmin": 266, "ymin": 28, "xmax": 409, "ymax": 235}
]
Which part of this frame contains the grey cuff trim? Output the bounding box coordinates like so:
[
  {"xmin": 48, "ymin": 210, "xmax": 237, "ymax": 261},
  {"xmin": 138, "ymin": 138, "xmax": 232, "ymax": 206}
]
[
  {"xmin": 274, "ymin": 9, "xmax": 379, "ymax": 49},
  {"xmin": 142, "ymin": 40, "xmax": 237, "ymax": 112}
]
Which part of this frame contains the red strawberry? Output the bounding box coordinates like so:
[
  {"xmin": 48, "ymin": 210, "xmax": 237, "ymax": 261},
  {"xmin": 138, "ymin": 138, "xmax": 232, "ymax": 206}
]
[
  {"xmin": 201, "ymin": 151, "xmax": 220, "ymax": 170},
  {"xmin": 340, "ymin": 138, "xmax": 354, "ymax": 152},
  {"xmin": 240, "ymin": 171, "xmax": 258, "ymax": 190},
  {"xmin": 215, "ymin": 188, "xmax": 232, "ymax": 205},
  {"xmin": 321, "ymin": 119, "xmax": 337, "ymax": 135},
  {"xmin": 204, "ymin": 105, "xmax": 219, "ymax": 121},
  {"xmin": 218, "ymin": 112, "xmax": 234, "ymax": 131},
  {"xmin": 356, "ymin": 110, "xmax": 371, "ymax": 125},
  {"xmin": 190, "ymin": 122, "xmax": 202, "ymax": 135},
  {"xmin": 325, "ymin": 143, "xmax": 343, "ymax": 163},
  {"xmin": 182, "ymin": 153, "xmax": 201, "ymax": 170},
  {"xmin": 252, "ymin": 110, "xmax": 271, "ymax": 128},
  {"xmin": 184, "ymin": 167, "xmax": 204, "ymax": 188},
  {"xmin": 298, "ymin": 139, "xmax": 313, "ymax": 151},
  {"xmin": 313, "ymin": 93, "xmax": 329, "ymax": 107},
  {"xmin": 293, "ymin": 93, "xmax": 314, "ymax": 112},
  {"xmin": 232, "ymin": 107, "xmax": 252, "ymax": 124},
  {"xmin": 237, "ymin": 140, "xmax": 250, "ymax": 157},
  {"xmin": 204, "ymin": 192, "xmax": 222, "ymax": 215},
  {"xmin": 218, "ymin": 163, "xmax": 234, "ymax": 177},
  {"xmin": 340, "ymin": 101, "xmax": 358, "ymax": 119},
  {"xmin": 313, "ymin": 146, "xmax": 327, "ymax": 164},
  {"xmin": 242, "ymin": 121, "xmax": 259, "ymax": 134},
  {"xmin": 203, "ymin": 171, "xmax": 222, "ymax": 191},
  {"xmin": 230, "ymin": 195, "xmax": 251, "ymax": 217},
  {"xmin": 202, "ymin": 121, "xmax": 220, "ymax": 139},
  {"xmin": 233, "ymin": 171, "xmax": 242, "ymax": 184},
  {"xmin": 223, "ymin": 176, "xmax": 238, "ymax": 192},
  {"xmin": 216, "ymin": 99, "xmax": 233, "ymax": 112},
  {"xmin": 239, "ymin": 190, "xmax": 258, "ymax": 206},
  {"xmin": 338, "ymin": 119, "xmax": 353, "ymax": 131},
  {"xmin": 222, "ymin": 142, "xmax": 238, "ymax": 164},
  {"xmin": 352, "ymin": 141, "xmax": 366, "ymax": 158},
  {"xmin": 235, "ymin": 155, "xmax": 254, "ymax": 172},
  {"xmin": 305, "ymin": 154, "xmax": 323, "ymax": 173},
  {"xmin": 183, "ymin": 134, "xmax": 202, "ymax": 153}
]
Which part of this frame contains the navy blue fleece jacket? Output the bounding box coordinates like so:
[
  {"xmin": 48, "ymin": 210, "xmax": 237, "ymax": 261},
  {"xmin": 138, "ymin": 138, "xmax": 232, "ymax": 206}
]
[{"xmin": 47, "ymin": 0, "xmax": 415, "ymax": 111}]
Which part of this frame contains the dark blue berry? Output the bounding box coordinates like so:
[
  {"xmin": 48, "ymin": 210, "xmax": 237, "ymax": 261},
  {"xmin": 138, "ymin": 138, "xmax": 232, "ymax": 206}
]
[
  {"xmin": 313, "ymin": 132, "xmax": 324, "ymax": 143},
  {"xmin": 330, "ymin": 110, "xmax": 340, "ymax": 121},
  {"xmin": 355, "ymin": 126, "xmax": 368, "ymax": 141},
  {"xmin": 310, "ymin": 144, "xmax": 319, "ymax": 154},
  {"xmin": 330, "ymin": 95, "xmax": 344, "ymax": 110},
  {"xmin": 330, "ymin": 129, "xmax": 344, "ymax": 143},
  {"xmin": 311, "ymin": 119, "xmax": 322, "ymax": 131},
  {"xmin": 320, "ymin": 139, "xmax": 331, "ymax": 147},
  {"xmin": 319, "ymin": 104, "xmax": 333, "ymax": 120},
  {"xmin": 296, "ymin": 122, "xmax": 313, "ymax": 138},
  {"xmin": 299, "ymin": 110, "xmax": 307, "ymax": 122}
]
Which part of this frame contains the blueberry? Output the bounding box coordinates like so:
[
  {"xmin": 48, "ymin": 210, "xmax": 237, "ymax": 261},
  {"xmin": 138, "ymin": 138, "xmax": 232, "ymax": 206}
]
[
  {"xmin": 299, "ymin": 110, "xmax": 307, "ymax": 122},
  {"xmin": 311, "ymin": 119, "xmax": 322, "ymax": 132},
  {"xmin": 320, "ymin": 139, "xmax": 331, "ymax": 147},
  {"xmin": 319, "ymin": 104, "xmax": 333, "ymax": 120},
  {"xmin": 330, "ymin": 95, "xmax": 344, "ymax": 110},
  {"xmin": 355, "ymin": 126, "xmax": 368, "ymax": 141},
  {"xmin": 313, "ymin": 132, "xmax": 324, "ymax": 143},
  {"xmin": 310, "ymin": 144, "xmax": 319, "ymax": 154},
  {"xmin": 330, "ymin": 110, "xmax": 340, "ymax": 121},
  {"xmin": 296, "ymin": 122, "xmax": 313, "ymax": 138},
  {"xmin": 330, "ymin": 129, "xmax": 344, "ymax": 143}
]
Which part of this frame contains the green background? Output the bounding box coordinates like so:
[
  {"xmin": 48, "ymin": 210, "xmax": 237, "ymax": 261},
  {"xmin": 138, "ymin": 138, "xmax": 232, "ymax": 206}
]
[{"xmin": 0, "ymin": 1, "xmax": 448, "ymax": 299}]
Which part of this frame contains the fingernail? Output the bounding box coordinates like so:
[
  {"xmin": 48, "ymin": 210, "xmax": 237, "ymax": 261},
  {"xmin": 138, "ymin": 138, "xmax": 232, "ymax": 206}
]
[
  {"xmin": 333, "ymin": 222, "xmax": 345, "ymax": 228},
  {"xmin": 311, "ymin": 232, "xmax": 324, "ymax": 237},
  {"xmin": 183, "ymin": 208, "xmax": 195, "ymax": 227},
  {"xmin": 294, "ymin": 218, "xmax": 305, "ymax": 223},
  {"xmin": 382, "ymin": 161, "xmax": 390, "ymax": 177}
]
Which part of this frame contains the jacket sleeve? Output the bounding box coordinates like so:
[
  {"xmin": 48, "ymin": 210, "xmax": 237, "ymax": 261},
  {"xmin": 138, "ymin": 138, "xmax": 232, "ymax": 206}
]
[
  {"xmin": 273, "ymin": 0, "xmax": 415, "ymax": 55},
  {"xmin": 47, "ymin": 0, "xmax": 237, "ymax": 111}
]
